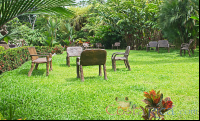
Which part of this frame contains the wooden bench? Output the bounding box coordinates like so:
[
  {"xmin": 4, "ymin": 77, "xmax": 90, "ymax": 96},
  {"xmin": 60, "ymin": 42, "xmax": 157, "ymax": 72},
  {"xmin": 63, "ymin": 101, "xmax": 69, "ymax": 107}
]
[
  {"xmin": 112, "ymin": 42, "xmax": 120, "ymax": 49},
  {"xmin": 157, "ymin": 40, "xmax": 170, "ymax": 53},
  {"xmin": 180, "ymin": 39, "xmax": 194, "ymax": 56},
  {"xmin": 28, "ymin": 47, "xmax": 52, "ymax": 76},
  {"xmin": 146, "ymin": 41, "xmax": 158, "ymax": 52},
  {"xmin": 76, "ymin": 49, "xmax": 107, "ymax": 82},
  {"xmin": 96, "ymin": 43, "xmax": 104, "ymax": 49},
  {"xmin": 66, "ymin": 47, "xmax": 83, "ymax": 67}
]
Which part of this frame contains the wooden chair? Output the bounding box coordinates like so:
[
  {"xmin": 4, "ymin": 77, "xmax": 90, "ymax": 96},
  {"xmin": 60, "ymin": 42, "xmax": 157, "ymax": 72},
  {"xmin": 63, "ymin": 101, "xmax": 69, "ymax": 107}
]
[
  {"xmin": 28, "ymin": 47, "xmax": 52, "ymax": 76},
  {"xmin": 180, "ymin": 39, "xmax": 194, "ymax": 56},
  {"xmin": 146, "ymin": 41, "xmax": 158, "ymax": 52},
  {"xmin": 76, "ymin": 49, "xmax": 107, "ymax": 82},
  {"xmin": 66, "ymin": 47, "xmax": 83, "ymax": 67},
  {"xmin": 96, "ymin": 43, "xmax": 104, "ymax": 49},
  {"xmin": 111, "ymin": 46, "xmax": 131, "ymax": 71},
  {"xmin": 112, "ymin": 42, "xmax": 120, "ymax": 50},
  {"xmin": 83, "ymin": 43, "xmax": 92, "ymax": 50},
  {"xmin": 157, "ymin": 40, "xmax": 170, "ymax": 53}
]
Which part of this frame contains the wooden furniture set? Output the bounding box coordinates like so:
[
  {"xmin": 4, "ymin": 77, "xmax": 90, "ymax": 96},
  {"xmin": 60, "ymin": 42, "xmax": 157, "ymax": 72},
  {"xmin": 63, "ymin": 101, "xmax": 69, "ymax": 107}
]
[{"xmin": 27, "ymin": 39, "xmax": 195, "ymax": 78}]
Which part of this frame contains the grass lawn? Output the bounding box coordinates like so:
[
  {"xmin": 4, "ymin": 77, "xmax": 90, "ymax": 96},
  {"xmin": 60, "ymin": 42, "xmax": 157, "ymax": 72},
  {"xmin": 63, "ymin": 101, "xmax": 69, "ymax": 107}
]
[{"xmin": 0, "ymin": 47, "xmax": 199, "ymax": 120}]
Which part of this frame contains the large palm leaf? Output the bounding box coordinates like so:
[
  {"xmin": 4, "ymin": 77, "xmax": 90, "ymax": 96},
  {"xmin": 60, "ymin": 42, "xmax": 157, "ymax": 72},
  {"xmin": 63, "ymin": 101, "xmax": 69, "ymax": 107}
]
[{"xmin": 0, "ymin": 0, "xmax": 75, "ymax": 28}]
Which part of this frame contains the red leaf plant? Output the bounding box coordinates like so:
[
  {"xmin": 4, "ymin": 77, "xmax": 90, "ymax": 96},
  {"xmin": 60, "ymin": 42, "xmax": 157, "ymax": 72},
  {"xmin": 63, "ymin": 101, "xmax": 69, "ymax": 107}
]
[{"xmin": 140, "ymin": 90, "xmax": 174, "ymax": 120}]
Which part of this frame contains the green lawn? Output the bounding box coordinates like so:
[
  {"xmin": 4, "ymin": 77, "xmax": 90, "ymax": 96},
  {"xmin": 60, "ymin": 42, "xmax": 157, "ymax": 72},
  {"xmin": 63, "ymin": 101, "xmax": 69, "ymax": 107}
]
[{"xmin": 0, "ymin": 48, "xmax": 199, "ymax": 120}]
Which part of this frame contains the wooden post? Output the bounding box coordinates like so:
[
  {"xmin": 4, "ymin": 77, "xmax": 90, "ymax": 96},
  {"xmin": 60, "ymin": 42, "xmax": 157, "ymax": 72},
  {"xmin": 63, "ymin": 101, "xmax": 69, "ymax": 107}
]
[
  {"xmin": 103, "ymin": 64, "xmax": 107, "ymax": 80},
  {"xmin": 99, "ymin": 65, "xmax": 102, "ymax": 76},
  {"xmin": 80, "ymin": 65, "xmax": 84, "ymax": 82}
]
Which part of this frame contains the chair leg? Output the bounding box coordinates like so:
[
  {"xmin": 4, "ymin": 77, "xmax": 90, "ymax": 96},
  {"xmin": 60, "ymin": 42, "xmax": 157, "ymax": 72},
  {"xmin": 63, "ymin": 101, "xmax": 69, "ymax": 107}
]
[
  {"xmin": 188, "ymin": 49, "xmax": 191, "ymax": 56},
  {"xmin": 112, "ymin": 59, "xmax": 114, "ymax": 69},
  {"xmin": 35, "ymin": 63, "xmax": 39, "ymax": 70},
  {"xmin": 180, "ymin": 49, "xmax": 182, "ymax": 56},
  {"xmin": 103, "ymin": 64, "xmax": 107, "ymax": 80},
  {"xmin": 80, "ymin": 65, "xmax": 84, "ymax": 82},
  {"xmin": 184, "ymin": 50, "xmax": 186, "ymax": 55},
  {"xmin": 46, "ymin": 61, "xmax": 49, "ymax": 76},
  {"xmin": 191, "ymin": 49, "xmax": 194, "ymax": 54},
  {"xmin": 77, "ymin": 64, "xmax": 80, "ymax": 78},
  {"xmin": 67, "ymin": 56, "xmax": 70, "ymax": 67},
  {"xmin": 124, "ymin": 60, "xmax": 127, "ymax": 68},
  {"xmin": 28, "ymin": 62, "xmax": 35, "ymax": 77},
  {"xmin": 126, "ymin": 60, "xmax": 131, "ymax": 71},
  {"xmin": 168, "ymin": 47, "xmax": 170, "ymax": 53},
  {"xmin": 50, "ymin": 60, "xmax": 53, "ymax": 71},
  {"xmin": 158, "ymin": 47, "xmax": 159, "ymax": 53},
  {"xmin": 114, "ymin": 60, "xmax": 116, "ymax": 71},
  {"xmin": 99, "ymin": 65, "xmax": 102, "ymax": 76}
]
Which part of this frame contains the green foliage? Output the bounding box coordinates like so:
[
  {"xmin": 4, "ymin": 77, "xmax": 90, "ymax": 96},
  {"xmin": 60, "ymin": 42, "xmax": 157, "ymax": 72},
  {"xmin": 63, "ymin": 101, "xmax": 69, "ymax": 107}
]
[
  {"xmin": 158, "ymin": 0, "xmax": 199, "ymax": 45},
  {"xmin": 0, "ymin": 46, "xmax": 5, "ymax": 52},
  {"xmin": 0, "ymin": 47, "xmax": 30, "ymax": 74},
  {"xmin": 16, "ymin": 25, "xmax": 45, "ymax": 46}
]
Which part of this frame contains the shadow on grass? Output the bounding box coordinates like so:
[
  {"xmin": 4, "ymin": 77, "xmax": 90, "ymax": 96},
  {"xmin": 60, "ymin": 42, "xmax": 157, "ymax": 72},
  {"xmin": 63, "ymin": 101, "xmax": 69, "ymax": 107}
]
[
  {"xmin": 65, "ymin": 76, "xmax": 100, "ymax": 82},
  {"xmin": 59, "ymin": 63, "xmax": 76, "ymax": 67},
  {"xmin": 18, "ymin": 69, "xmax": 45, "ymax": 76},
  {"xmin": 106, "ymin": 68, "xmax": 130, "ymax": 72}
]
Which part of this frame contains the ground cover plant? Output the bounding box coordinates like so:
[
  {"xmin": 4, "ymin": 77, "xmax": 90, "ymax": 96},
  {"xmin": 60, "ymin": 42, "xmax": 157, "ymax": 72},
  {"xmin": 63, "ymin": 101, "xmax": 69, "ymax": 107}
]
[{"xmin": 0, "ymin": 48, "xmax": 199, "ymax": 120}]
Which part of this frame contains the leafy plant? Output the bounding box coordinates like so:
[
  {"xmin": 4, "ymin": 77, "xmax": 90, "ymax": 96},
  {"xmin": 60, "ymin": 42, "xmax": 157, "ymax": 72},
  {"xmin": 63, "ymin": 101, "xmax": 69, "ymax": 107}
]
[{"xmin": 140, "ymin": 90, "xmax": 174, "ymax": 120}]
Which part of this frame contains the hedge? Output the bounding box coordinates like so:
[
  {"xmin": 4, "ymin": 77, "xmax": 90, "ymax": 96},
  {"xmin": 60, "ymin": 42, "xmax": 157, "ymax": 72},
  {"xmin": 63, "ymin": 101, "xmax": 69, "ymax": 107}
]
[{"xmin": 0, "ymin": 45, "xmax": 64, "ymax": 75}]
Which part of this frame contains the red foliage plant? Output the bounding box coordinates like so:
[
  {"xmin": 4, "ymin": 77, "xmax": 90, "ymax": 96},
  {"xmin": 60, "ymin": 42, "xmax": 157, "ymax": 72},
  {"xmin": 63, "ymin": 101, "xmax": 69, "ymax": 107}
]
[{"xmin": 140, "ymin": 90, "xmax": 174, "ymax": 120}]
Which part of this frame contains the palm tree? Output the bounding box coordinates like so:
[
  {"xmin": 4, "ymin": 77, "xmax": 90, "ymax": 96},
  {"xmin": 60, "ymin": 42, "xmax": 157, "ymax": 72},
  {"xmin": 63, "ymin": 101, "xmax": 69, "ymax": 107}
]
[
  {"xmin": 0, "ymin": 0, "xmax": 75, "ymax": 40},
  {"xmin": 158, "ymin": 0, "xmax": 199, "ymax": 46}
]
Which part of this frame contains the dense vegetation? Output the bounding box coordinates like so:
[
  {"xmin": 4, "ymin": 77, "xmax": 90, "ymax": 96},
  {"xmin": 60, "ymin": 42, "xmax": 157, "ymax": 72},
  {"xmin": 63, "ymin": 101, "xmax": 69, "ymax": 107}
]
[{"xmin": 1, "ymin": 0, "xmax": 199, "ymax": 49}]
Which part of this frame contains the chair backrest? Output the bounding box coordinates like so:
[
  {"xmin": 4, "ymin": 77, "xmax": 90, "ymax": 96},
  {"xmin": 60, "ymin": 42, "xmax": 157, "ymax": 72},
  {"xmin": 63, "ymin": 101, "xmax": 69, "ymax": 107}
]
[
  {"xmin": 28, "ymin": 47, "xmax": 38, "ymax": 61},
  {"xmin": 96, "ymin": 43, "xmax": 102, "ymax": 47},
  {"xmin": 114, "ymin": 42, "xmax": 120, "ymax": 46},
  {"xmin": 188, "ymin": 39, "xmax": 194, "ymax": 48},
  {"xmin": 67, "ymin": 47, "xmax": 83, "ymax": 57},
  {"xmin": 148, "ymin": 41, "xmax": 158, "ymax": 47},
  {"xmin": 158, "ymin": 40, "xmax": 169, "ymax": 47},
  {"xmin": 124, "ymin": 46, "xmax": 130, "ymax": 58},
  {"xmin": 80, "ymin": 49, "xmax": 107, "ymax": 66}
]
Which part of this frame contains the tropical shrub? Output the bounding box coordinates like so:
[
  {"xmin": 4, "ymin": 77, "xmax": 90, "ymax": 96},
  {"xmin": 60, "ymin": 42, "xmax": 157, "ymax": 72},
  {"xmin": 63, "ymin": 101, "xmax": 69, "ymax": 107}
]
[
  {"xmin": 158, "ymin": 0, "xmax": 199, "ymax": 47},
  {"xmin": 140, "ymin": 89, "xmax": 174, "ymax": 120}
]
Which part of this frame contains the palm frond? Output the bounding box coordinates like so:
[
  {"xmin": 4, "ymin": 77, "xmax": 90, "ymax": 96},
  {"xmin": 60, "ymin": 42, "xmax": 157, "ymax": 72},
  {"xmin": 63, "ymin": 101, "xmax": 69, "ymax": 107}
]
[{"xmin": 0, "ymin": 0, "xmax": 75, "ymax": 28}]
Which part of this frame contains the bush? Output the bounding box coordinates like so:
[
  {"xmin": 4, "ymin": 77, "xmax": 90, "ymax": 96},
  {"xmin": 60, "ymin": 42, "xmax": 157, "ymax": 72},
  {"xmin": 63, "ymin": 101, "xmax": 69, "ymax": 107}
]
[
  {"xmin": 0, "ymin": 46, "xmax": 5, "ymax": 52},
  {"xmin": 0, "ymin": 46, "xmax": 63, "ymax": 75}
]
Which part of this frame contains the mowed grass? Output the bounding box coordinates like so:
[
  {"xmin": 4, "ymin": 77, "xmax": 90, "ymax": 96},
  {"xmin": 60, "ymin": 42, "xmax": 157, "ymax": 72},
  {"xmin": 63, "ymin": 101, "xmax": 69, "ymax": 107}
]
[{"xmin": 0, "ymin": 47, "xmax": 199, "ymax": 120}]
